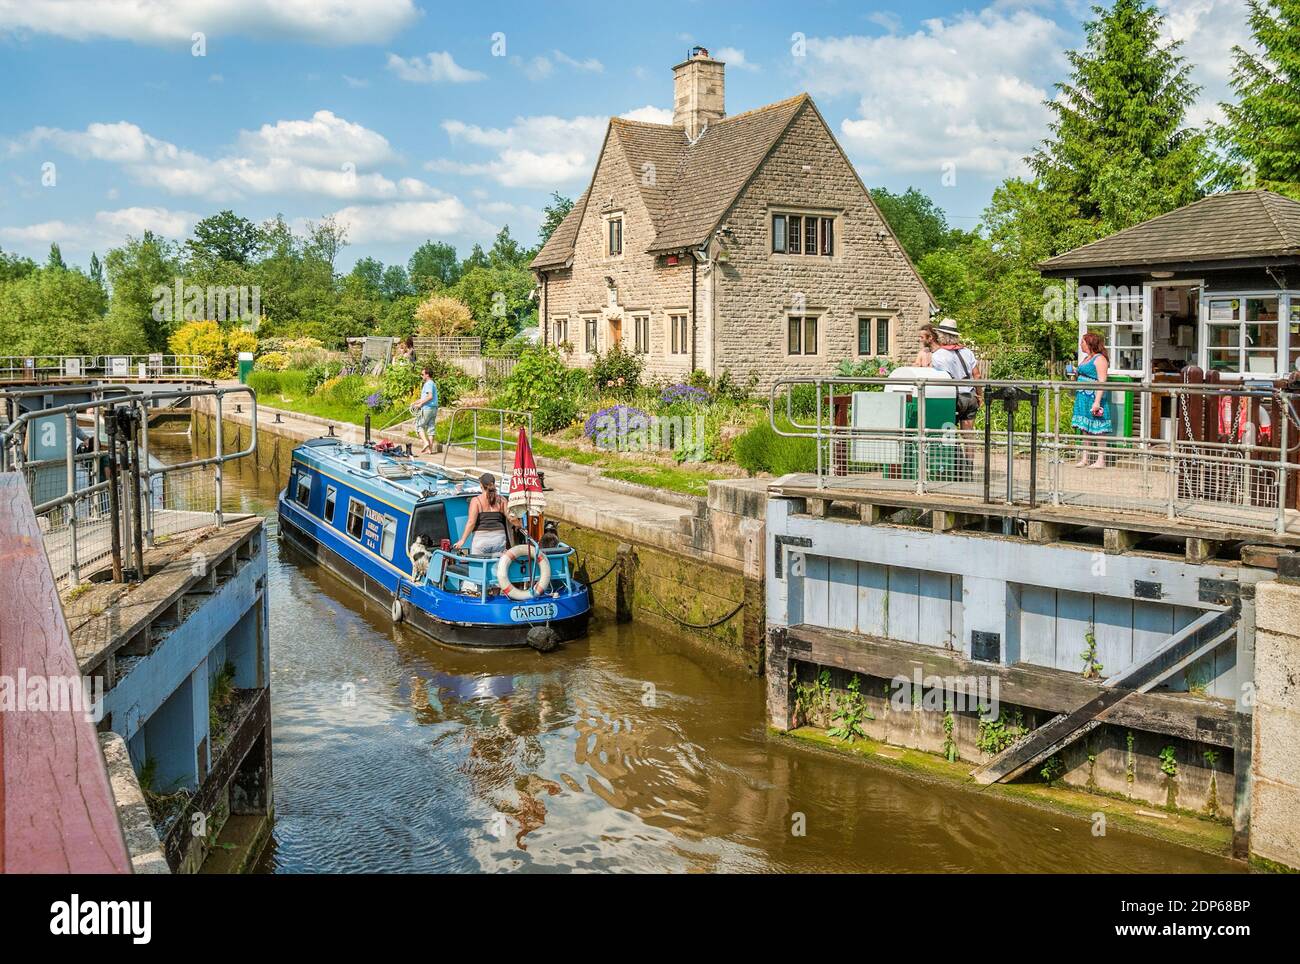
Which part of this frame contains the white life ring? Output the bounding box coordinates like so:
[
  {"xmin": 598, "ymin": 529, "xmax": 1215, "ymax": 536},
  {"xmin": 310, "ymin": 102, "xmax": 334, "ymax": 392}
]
[
  {"xmin": 391, "ymin": 596, "xmax": 404, "ymax": 623},
  {"xmin": 496, "ymin": 544, "xmax": 551, "ymax": 601}
]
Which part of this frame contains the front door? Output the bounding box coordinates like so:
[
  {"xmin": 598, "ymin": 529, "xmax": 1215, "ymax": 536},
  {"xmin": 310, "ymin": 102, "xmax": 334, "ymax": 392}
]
[{"xmin": 608, "ymin": 317, "xmax": 622, "ymax": 348}]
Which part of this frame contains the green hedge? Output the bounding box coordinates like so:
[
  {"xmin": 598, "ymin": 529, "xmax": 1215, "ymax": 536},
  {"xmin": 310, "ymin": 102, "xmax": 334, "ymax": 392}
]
[{"xmin": 732, "ymin": 416, "xmax": 817, "ymax": 476}]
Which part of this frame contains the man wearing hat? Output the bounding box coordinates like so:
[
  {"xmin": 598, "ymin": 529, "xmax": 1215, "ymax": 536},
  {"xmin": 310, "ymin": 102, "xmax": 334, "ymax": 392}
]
[{"xmin": 929, "ymin": 318, "xmax": 981, "ymax": 432}]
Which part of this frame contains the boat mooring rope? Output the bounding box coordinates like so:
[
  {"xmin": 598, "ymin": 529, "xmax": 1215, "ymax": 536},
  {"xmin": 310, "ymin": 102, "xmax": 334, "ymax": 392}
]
[
  {"xmin": 576, "ymin": 556, "xmax": 619, "ymax": 587},
  {"xmin": 642, "ymin": 578, "xmax": 745, "ymax": 631}
]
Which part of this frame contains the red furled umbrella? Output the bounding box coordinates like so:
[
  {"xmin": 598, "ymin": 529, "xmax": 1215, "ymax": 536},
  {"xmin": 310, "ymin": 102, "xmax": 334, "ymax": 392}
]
[{"xmin": 507, "ymin": 426, "xmax": 545, "ymax": 514}]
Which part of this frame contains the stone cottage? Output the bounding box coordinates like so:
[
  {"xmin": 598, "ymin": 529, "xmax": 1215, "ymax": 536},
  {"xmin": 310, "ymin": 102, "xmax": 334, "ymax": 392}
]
[{"xmin": 530, "ymin": 46, "xmax": 935, "ymax": 389}]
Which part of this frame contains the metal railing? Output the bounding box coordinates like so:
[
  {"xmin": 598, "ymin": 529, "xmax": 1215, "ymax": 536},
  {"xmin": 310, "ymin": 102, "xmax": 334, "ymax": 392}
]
[
  {"xmin": 0, "ymin": 354, "xmax": 208, "ymax": 382},
  {"xmin": 439, "ymin": 406, "xmax": 534, "ymax": 480},
  {"xmin": 0, "ymin": 384, "xmax": 256, "ymax": 585},
  {"xmin": 770, "ymin": 375, "xmax": 1300, "ymax": 535}
]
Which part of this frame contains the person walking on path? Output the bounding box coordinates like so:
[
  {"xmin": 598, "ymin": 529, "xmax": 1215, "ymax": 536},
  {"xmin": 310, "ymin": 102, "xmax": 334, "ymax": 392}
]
[
  {"xmin": 413, "ymin": 366, "xmax": 439, "ymax": 455},
  {"xmin": 1071, "ymin": 332, "xmax": 1112, "ymax": 469}
]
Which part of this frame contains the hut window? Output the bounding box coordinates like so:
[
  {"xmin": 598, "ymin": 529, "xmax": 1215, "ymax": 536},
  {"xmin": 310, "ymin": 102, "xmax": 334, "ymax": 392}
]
[{"xmin": 1207, "ymin": 296, "xmax": 1282, "ymax": 374}]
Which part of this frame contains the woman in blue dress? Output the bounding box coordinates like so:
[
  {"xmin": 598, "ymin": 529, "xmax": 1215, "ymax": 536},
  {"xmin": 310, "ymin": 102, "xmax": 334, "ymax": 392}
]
[{"xmin": 1072, "ymin": 332, "xmax": 1112, "ymax": 469}]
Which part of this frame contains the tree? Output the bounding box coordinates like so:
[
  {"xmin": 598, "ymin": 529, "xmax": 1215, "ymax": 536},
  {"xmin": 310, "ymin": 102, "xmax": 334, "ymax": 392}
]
[
  {"xmin": 408, "ymin": 240, "xmax": 459, "ymax": 291},
  {"xmin": 381, "ymin": 263, "xmax": 412, "ymax": 300},
  {"xmin": 538, "ymin": 192, "xmax": 574, "ymax": 247},
  {"xmin": 0, "ymin": 246, "xmax": 37, "ymax": 284},
  {"xmin": 871, "ymin": 187, "xmax": 969, "ymax": 262},
  {"xmin": 88, "ymin": 252, "xmax": 105, "ymax": 289},
  {"xmin": 461, "ymin": 243, "xmax": 490, "ymax": 273},
  {"xmin": 304, "ymin": 214, "xmax": 348, "ymax": 274},
  {"xmin": 487, "ymin": 226, "xmax": 527, "ymax": 269},
  {"xmin": 413, "ymin": 293, "xmax": 475, "ymax": 338},
  {"xmin": 104, "ymin": 231, "xmax": 181, "ymax": 350},
  {"xmin": 450, "ymin": 263, "xmax": 535, "ymax": 346},
  {"xmin": 1215, "ymin": 0, "xmax": 1300, "ymax": 197},
  {"xmin": 46, "ymin": 242, "xmax": 66, "ymax": 271},
  {"xmin": 1031, "ymin": 0, "xmax": 1207, "ymax": 236},
  {"xmin": 0, "ymin": 264, "xmax": 120, "ymax": 355},
  {"xmin": 349, "ymin": 257, "xmax": 385, "ymax": 296},
  {"xmin": 187, "ymin": 210, "xmax": 261, "ymax": 265}
]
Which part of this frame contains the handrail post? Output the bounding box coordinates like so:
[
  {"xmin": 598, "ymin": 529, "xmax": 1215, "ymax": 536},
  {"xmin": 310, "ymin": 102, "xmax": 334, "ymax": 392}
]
[
  {"xmin": 1278, "ymin": 407, "xmax": 1290, "ymax": 536},
  {"xmin": 815, "ymin": 380, "xmax": 824, "ymax": 489},
  {"xmin": 915, "ymin": 381, "xmax": 927, "ymax": 495},
  {"xmin": 140, "ymin": 397, "xmax": 153, "ymax": 547},
  {"xmin": 214, "ymin": 392, "xmax": 225, "ymax": 527},
  {"xmin": 64, "ymin": 410, "xmax": 80, "ymax": 586}
]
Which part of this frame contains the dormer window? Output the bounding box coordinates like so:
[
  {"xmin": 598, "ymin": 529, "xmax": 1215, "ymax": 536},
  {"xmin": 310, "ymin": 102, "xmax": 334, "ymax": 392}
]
[{"xmin": 607, "ymin": 216, "xmax": 623, "ymax": 257}]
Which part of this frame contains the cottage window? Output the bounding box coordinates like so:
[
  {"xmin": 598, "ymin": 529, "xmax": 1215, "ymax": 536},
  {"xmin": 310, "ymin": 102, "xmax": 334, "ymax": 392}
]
[
  {"xmin": 346, "ymin": 499, "xmax": 365, "ymax": 540},
  {"xmin": 633, "ymin": 315, "xmax": 651, "ymax": 354},
  {"xmin": 858, "ymin": 316, "xmax": 890, "ymax": 356},
  {"xmin": 553, "ymin": 316, "xmax": 569, "ymax": 346},
  {"xmin": 324, "ymin": 485, "xmax": 337, "ymax": 523},
  {"xmin": 669, "ymin": 314, "xmax": 689, "ymax": 355},
  {"xmin": 294, "ymin": 470, "xmax": 311, "ymax": 507},
  {"xmin": 608, "ymin": 217, "xmax": 623, "ymax": 257},
  {"xmin": 773, "ymin": 213, "xmax": 835, "ymax": 257},
  {"xmin": 584, "ymin": 317, "xmax": 598, "ymax": 354},
  {"xmin": 788, "ymin": 315, "xmax": 818, "ymax": 355}
]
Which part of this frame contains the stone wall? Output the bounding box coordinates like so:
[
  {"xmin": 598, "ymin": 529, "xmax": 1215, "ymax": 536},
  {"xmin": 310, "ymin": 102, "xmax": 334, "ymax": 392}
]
[
  {"xmin": 1252, "ymin": 577, "xmax": 1300, "ymax": 870},
  {"xmin": 540, "ymin": 132, "xmax": 696, "ymax": 382},
  {"xmin": 713, "ymin": 103, "xmax": 932, "ymax": 389}
]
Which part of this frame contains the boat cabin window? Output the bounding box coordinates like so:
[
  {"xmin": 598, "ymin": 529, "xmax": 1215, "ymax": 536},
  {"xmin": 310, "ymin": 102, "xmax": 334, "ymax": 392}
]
[
  {"xmin": 294, "ymin": 470, "xmax": 312, "ymax": 507},
  {"xmin": 324, "ymin": 485, "xmax": 337, "ymax": 523},
  {"xmin": 345, "ymin": 498, "xmax": 365, "ymax": 540},
  {"xmin": 380, "ymin": 515, "xmax": 397, "ymax": 558},
  {"xmin": 408, "ymin": 502, "xmax": 451, "ymax": 551}
]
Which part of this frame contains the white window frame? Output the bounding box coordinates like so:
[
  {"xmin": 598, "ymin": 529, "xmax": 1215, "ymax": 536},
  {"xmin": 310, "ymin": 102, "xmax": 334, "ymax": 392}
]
[
  {"xmin": 380, "ymin": 514, "xmax": 398, "ymax": 559},
  {"xmin": 294, "ymin": 470, "xmax": 312, "ymax": 507},
  {"xmin": 552, "ymin": 315, "xmax": 569, "ymax": 347},
  {"xmin": 602, "ymin": 211, "xmax": 624, "ymax": 259},
  {"xmin": 632, "ymin": 314, "xmax": 651, "ymax": 354},
  {"xmin": 582, "ymin": 315, "xmax": 599, "ymax": 354},
  {"xmin": 324, "ymin": 484, "xmax": 337, "ymax": 523},
  {"xmin": 1200, "ymin": 291, "xmax": 1294, "ymax": 377},
  {"xmin": 345, "ymin": 498, "xmax": 365, "ymax": 541}
]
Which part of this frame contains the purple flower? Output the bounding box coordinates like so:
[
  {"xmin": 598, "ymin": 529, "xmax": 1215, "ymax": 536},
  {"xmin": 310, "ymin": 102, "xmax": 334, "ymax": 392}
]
[
  {"xmin": 583, "ymin": 404, "xmax": 650, "ymax": 445},
  {"xmin": 659, "ymin": 383, "xmax": 711, "ymax": 406},
  {"xmin": 364, "ymin": 391, "xmax": 384, "ymax": 411}
]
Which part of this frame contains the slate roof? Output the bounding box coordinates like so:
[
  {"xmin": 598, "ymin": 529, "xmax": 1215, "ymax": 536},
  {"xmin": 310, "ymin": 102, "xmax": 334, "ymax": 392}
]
[
  {"xmin": 530, "ymin": 94, "xmax": 810, "ymax": 270},
  {"xmin": 1040, "ymin": 190, "xmax": 1300, "ymax": 274}
]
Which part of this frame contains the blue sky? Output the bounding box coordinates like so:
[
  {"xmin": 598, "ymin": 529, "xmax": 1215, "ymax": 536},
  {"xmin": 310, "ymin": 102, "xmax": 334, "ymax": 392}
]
[{"xmin": 0, "ymin": 0, "xmax": 1253, "ymax": 273}]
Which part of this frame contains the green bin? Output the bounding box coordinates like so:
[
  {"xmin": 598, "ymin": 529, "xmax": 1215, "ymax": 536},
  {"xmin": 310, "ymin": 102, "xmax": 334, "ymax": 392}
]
[
  {"xmin": 1109, "ymin": 373, "xmax": 1135, "ymax": 440},
  {"xmin": 237, "ymin": 351, "xmax": 254, "ymax": 384},
  {"xmin": 898, "ymin": 394, "xmax": 960, "ymax": 480}
]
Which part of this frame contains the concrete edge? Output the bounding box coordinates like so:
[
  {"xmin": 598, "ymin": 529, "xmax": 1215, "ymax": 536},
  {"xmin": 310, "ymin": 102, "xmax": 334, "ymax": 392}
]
[{"xmin": 99, "ymin": 732, "xmax": 170, "ymax": 874}]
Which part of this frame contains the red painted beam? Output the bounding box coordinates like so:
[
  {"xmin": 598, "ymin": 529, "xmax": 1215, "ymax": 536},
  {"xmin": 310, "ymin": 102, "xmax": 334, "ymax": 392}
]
[{"xmin": 0, "ymin": 472, "xmax": 132, "ymax": 874}]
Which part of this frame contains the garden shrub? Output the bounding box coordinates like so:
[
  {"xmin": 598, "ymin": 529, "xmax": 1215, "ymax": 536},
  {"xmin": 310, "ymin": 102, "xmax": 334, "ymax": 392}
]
[
  {"xmin": 732, "ymin": 417, "xmax": 818, "ymax": 476},
  {"xmin": 533, "ymin": 394, "xmax": 580, "ymax": 433},
  {"xmin": 256, "ymin": 350, "xmax": 289, "ymax": 371},
  {"xmin": 168, "ymin": 320, "xmax": 257, "ymax": 378},
  {"xmin": 590, "ymin": 343, "xmax": 643, "ymax": 399},
  {"xmin": 379, "ymin": 361, "xmax": 423, "ymax": 404},
  {"xmin": 499, "ymin": 345, "xmax": 573, "ymax": 416}
]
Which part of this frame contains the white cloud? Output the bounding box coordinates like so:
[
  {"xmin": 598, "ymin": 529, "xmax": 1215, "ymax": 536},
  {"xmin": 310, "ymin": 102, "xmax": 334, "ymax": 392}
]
[
  {"xmin": 1158, "ymin": 0, "xmax": 1256, "ymax": 128},
  {"xmin": 0, "ymin": 0, "xmax": 418, "ymax": 44},
  {"xmin": 715, "ymin": 47, "xmax": 757, "ymax": 71},
  {"xmin": 11, "ymin": 114, "xmax": 434, "ymax": 202},
  {"xmin": 386, "ymin": 51, "xmax": 485, "ymax": 84},
  {"xmin": 805, "ymin": 9, "xmax": 1067, "ymax": 178},
  {"xmin": 621, "ymin": 105, "xmax": 674, "ymax": 125},
  {"xmin": 328, "ymin": 199, "xmax": 493, "ymax": 244},
  {"xmin": 433, "ymin": 106, "xmax": 673, "ymax": 187},
  {"xmin": 0, "ymin": 206, "xmax": 197, "ymax": 249},
  {"xmin": 343, "ymin": 75, "xmax": 370, "ymax": 89},
  {"xmin": 236, "ymin": 110, "xmax": 394, "ymax": 167},
  {"xmin": 553, "ymin": 51, "xmax": 604, "ymax": 73}
]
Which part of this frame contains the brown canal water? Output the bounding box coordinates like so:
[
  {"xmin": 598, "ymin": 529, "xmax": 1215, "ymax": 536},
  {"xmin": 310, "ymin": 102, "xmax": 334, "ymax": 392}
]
[{"xmin": 197, "ymin": 440, "xmax": 1238, "ymax": 873}]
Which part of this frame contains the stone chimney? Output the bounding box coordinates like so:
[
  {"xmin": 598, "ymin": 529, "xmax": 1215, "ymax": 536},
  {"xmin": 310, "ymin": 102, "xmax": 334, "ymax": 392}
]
[{"xmin": 673, "ymin": 46, "xmax": 725, "ymax": 139}]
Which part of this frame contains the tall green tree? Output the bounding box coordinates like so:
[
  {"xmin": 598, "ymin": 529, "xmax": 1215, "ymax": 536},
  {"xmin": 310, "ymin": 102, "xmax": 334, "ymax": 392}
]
[
  {"xmin": 538, "ymin": 192, "xmax": 574, "ymax": 247},
  {"xmin": 187, "ymin": 210, "xmax": 262, "ymax": 265},
  {"xmin": 381, "ymin": 263, "xmax": 412, "ymax": 300},
  {"xmin": 46, "ymin": 242, "xmax": 66, "ymax": 271},
  {"xmin": 1215, "ymin": 0, "xmax": 1300, "ymax": 197},
  {"xmin": 88, "ymin": 252, "xmax": 105, "ymax": 289},
  {"xmin": 871, "ymin": 187, "xmax": 970, "ymax": 263},
  {"xmin": 104, "ymin": 232, "xmax": 180, "ymax": 350},
  {"xmin": 1031, "ymin": 0, "xmax": 1207, "ymax": 235},
  {"xmin": 407, "ymin": 240, "xmax": 459, "ymax": 291}
]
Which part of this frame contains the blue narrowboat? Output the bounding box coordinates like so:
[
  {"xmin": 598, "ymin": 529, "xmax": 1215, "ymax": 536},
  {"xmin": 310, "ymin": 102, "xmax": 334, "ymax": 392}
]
[{"xmin": 276, "ymin": 437, "xmax": 590, "ymax": 650}]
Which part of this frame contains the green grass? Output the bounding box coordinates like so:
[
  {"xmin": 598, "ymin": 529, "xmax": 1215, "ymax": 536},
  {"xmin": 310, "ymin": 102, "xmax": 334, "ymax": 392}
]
[{"xmin": 601, "ymin": 466, "xmax": 712, "ymax": 496}]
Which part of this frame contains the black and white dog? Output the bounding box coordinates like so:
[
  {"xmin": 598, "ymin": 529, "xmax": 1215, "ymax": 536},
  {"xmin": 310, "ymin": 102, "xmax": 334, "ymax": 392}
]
[{"xmin": 408, "ymin": 535, "xmax": 432, "ymax": 581}]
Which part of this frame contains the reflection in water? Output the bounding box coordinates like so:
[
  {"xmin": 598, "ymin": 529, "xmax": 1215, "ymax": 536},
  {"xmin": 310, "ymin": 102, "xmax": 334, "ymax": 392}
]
[{"xmin": 180, "ymin": 436, "xmax": 1236, "ymax": 873}]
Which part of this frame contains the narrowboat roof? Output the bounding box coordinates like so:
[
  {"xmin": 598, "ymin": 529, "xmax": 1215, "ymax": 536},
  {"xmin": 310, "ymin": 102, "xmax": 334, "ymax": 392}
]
[{"xmin": 290, "ymin": 437, "xmax": 482, "ymax": 512}]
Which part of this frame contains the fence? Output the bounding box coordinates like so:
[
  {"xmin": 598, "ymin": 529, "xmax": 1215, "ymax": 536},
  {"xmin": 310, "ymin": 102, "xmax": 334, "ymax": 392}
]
[
  {"xmin": 0, "ymin": 354, "xmax": 207, "ymax": 382},
  {"xmin": 412, "ymin": 336, "xmax": 481, "ymax": 358},
  {"xmin": 769, "ymin": 375, "xmax": 1300, "ymax": 535},
  {"xmin": 0, "ymin": 384, "xmax": 257, "ymax": 585}
]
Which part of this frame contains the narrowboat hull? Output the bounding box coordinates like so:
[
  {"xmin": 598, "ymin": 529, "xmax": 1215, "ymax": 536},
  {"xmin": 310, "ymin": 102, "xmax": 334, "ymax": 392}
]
[{"xmin": 277, "ymin": 498, "xmax": 590, "ymax": 650}]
